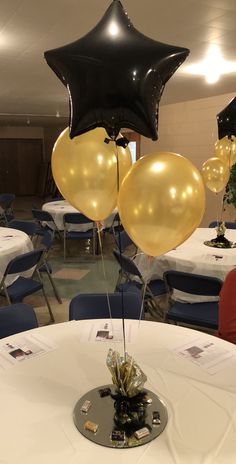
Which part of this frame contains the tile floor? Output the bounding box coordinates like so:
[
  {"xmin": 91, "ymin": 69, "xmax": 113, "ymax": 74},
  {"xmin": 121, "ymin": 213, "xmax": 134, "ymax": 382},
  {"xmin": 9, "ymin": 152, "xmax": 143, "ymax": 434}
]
[{"xmin": 1, "ymin": 196, "xmax": 209, "ymax": 334}]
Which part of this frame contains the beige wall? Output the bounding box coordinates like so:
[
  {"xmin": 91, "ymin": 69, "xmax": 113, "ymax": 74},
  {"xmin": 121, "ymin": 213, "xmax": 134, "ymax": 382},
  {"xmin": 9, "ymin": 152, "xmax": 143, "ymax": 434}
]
[{"xmin": 141, "ymin": 92, "xmax": 236, "ymax": 227}]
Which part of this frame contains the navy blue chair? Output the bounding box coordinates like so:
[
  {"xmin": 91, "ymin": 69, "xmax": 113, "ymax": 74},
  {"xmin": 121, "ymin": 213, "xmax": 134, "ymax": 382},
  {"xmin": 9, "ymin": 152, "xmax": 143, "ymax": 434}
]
[
  {"xmin": 113, "ymin": 249, "xmax": 166, "ymax": 318},
  {"xmin": 69, "ymin": 292, "xmax": 144, "ymax": 321},
  {"xmin": 8, "ymin": 219, "xmax": 37, "ymax": 239},
  {"xmin": 0, "ymin": 248, "xmax": 54, "ymax": 323},
  {"xmin": 209, "ymin": 221, "xmax": 236, "ymax": 229},
  {"xmin": 110, "ymin": 212, "xmax": 124, "ymax": 234},
  {"xmin": 0, "ymin": 193, "xmax": 15, "ymax": 223},
  {"xmin": 113, "ymin": 229, "xmax": 137, "ymax": 255},
  {"xmin": 31, "ymin": 208, "xmax": 62, "ymax": 240},
  {"xmin": 63, "ymin": 212, "xmax": 96, "ymax": 259},
  {"xmin": 38, "ymin": 231, "xmax": 62, "ymax": 303},
  {"xmin": 163, "ymin": 270, "xmax": 223, "ymax": 329},
  {"xmin": 0, "ymin": 303, "xmax": 38, "ymax": 338}
]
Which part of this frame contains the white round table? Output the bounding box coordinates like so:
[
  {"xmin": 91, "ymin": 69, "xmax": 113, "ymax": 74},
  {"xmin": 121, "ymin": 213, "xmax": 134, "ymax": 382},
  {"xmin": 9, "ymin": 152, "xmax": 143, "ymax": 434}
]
[
  {"xmin": 0, "ymin": 319, "xmax": 236, "ymax": 463},
  {"xmin": 42, "ymin": 200, "xmax": 117, "ymax": 232},
  {"xmin": 134, "ymin": 228, "xmax": 236, "ymax": 302},
  {"xmin": 0, "ymin": 227, "xmax": 33, "ymax": 286}
]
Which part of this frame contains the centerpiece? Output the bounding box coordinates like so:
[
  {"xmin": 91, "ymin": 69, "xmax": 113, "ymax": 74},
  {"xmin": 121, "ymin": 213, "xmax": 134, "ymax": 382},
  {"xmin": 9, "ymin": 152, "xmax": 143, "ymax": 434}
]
[
  {"xmin": 204, "ymin": 221, "xmax": 236, "ymax": 248},
  {"xmin": 73, "ymin": 349, "xmax": 168, "ymax": 448}
]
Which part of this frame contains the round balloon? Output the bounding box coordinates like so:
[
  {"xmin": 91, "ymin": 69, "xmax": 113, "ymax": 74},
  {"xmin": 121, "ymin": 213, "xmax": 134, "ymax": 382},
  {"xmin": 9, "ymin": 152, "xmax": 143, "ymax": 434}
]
[
  {"xmin": 118, "ymin": 152, "xmax": 205, "ymax": 257},
  {"xmin": 215, "ymin": 136, "xmax": 236, "ymax": 167},
  {"xmin": 202, "ymin": 157, "xmax": 229, "ymax": 193},
  {"xmin": 52, "ymin": 127, "xmax": 132, "ymax": 221}
]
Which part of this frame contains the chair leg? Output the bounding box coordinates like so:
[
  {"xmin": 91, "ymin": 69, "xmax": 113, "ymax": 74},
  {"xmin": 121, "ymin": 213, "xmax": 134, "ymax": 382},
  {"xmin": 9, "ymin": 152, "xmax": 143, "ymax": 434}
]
[
  {"xmin": 144, "ymin": 285, "xmax": 164, "ymax": 319},
  {"xmin": 41, "ymin": 286, "xmax": 55, "ymax": 323},
  {"xmin": 46, "ymin": 271, "xmax": 62, "ymax": 304},
  {"xmin": 3, "ymin": 285, "xmax": 11, "ymax": 305},
  {"xmin": 63, "ymin": 233, "xmax": 66, "ymax": 261}
]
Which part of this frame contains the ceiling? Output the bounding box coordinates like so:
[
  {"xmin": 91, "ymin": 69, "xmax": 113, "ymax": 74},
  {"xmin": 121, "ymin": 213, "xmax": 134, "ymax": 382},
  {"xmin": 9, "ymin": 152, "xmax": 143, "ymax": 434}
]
[{"xmin": 0, "ymin": 0, "xmax": 236, "ymax": 127}]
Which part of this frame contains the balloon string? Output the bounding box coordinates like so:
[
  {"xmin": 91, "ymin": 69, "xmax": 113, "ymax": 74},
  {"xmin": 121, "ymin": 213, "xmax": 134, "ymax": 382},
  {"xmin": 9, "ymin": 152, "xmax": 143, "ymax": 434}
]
[
  {"xmin": 96, "ymin": 222, "xmax": 114, "ymax": 336},
  {"xmin": 114, "ymin": 141, "xmax": 126, "ymax": 359},
  {"xmin": 216, "ymin": 191, "xmax": 225, "ymax": 226},
  {"xmin": 138, "ymin": 255, "xmax": 152, "ymax": 326}
]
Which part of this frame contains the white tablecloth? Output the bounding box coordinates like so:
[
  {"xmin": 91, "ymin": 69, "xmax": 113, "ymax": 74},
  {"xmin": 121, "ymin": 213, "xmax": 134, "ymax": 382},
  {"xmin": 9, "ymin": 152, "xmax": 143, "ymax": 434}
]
[
  {"xmin": 0, "ymin": 319, "xmax": 236, "ymax": 463},
  {"xmin": 42, "ymin": 200, "xmax": 117, "ymax": 232},
  {"xmin": 135, "ymin": 228, "xmax": 236, "ymax": 282},
  {"xmin": 0, "ymin": 227, "xmax": 33, "ymax": 286},
  {"xmin": 134, "ymin": 228, "xmax": 236, "ymax": 302}
]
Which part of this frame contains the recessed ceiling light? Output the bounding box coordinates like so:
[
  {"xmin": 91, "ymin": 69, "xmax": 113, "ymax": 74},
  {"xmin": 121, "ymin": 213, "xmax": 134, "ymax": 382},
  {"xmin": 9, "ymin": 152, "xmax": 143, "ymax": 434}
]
[{"xmin": 182, "ymin": 45, "xmax": 236, "ymax": 84}]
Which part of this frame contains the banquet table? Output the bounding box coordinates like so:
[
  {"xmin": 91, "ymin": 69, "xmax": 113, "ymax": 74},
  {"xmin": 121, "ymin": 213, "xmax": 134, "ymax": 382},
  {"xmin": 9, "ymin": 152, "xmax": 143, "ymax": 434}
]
[
  {"xmin": 0, "ymin": 227, "xmax": 33, "ymax": 286},
  {"xmin": 0, "ymin": 319, "xmax": 236, "ymax": 464},
  {"xmin": 134, "ymin": 228, "xmax": 236, "ymax": 301},
  {"xmin": 42, "ymin": 200, "xmax": 117, "ymax": 232}
]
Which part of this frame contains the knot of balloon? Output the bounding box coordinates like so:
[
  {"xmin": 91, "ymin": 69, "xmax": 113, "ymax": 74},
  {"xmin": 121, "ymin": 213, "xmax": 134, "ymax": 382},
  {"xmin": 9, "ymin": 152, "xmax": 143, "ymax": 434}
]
[{"xmin": 104, "ymin": 137, "xmax": 130, "ymax": 148}]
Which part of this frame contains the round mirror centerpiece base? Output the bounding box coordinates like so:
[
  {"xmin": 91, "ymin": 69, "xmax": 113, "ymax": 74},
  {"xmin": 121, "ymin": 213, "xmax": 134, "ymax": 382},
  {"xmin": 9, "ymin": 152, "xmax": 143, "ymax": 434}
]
[{"xmin": 73, "ymin": 384, "xmax": 168, "ymax": 448}]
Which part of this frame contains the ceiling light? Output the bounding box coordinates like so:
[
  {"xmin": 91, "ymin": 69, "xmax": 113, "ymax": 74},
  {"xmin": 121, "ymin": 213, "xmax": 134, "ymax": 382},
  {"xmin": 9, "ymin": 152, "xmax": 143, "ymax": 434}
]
[{"xmin": 182, "ymin": 45, "xmax": 236, "ymax": 84}]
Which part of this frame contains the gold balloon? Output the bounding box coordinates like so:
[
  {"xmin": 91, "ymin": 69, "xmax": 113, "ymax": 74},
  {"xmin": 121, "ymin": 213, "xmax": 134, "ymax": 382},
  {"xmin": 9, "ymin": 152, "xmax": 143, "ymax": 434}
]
[
  {"xmin": 215, "ymin": 136, "xmax": 236, "ymax": 167},
  {"xmin": 202, "ymin": 157, "xmax": 229, "ymax": 193},
  {"xmin": 52, "ymin": 127, "xmax": 132, "ymax": 221},
  {"xmin": 118, "ymin": 152, "xmax": 205, "ymax": 257}
]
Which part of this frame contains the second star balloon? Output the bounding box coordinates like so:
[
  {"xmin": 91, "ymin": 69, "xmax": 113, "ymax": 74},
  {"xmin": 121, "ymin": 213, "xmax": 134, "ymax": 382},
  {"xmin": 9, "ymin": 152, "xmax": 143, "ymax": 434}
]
[
  {"xmin": 118, "ymin": 152, "xmax": 205, "ymax": 257},
  {"xmin": 52, "ymin": 127, "xmax": 132, "ymax": 221}
]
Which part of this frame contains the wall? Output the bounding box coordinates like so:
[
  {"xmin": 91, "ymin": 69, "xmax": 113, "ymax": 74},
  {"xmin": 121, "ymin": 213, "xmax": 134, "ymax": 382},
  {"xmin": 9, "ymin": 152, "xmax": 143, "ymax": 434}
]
[
  {"xmin": 43, "ymin": 125, "xmax": 66, "ymax": 162},
  {"xmin": 0, "ymin": 126, "xmax": 43, "ymax": 139},
  {"xmin": 141, "ymin": 92, "xmax": 236, "ymax": 226}
]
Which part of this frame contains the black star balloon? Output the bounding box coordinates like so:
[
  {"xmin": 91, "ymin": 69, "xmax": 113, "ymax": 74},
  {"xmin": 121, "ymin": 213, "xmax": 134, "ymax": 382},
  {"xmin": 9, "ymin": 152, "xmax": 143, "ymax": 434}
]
[
  {"xmin": 217, "ymin": 97, "xmax": 236, "ymax": 140},
  {"xmin": 44, "ymin": 0, "xmax": 189, "ymax": 140}
]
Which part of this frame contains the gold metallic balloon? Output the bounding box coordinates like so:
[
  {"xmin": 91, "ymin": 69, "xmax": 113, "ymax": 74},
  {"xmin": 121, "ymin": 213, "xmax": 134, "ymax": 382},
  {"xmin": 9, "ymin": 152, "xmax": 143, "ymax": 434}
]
[
  {"xmin": 118, "ymin": 152, "xmax": 205, "ymax": 257},
  {"xmin": 215, "ymin": 136, "xmax": 236, "ymax": 167},
  {"xmin": 202, "ymin": 157, "xmax": 229, "ymax": 193},
  {"xmin": 52, "ymin": 127, "xmax": 132, "ymax": 221}
]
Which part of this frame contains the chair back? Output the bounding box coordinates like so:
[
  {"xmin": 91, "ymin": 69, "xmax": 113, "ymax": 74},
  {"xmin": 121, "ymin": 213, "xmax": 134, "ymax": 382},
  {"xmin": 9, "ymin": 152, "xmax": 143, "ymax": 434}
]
[
  {"xmin": 63, "ymin": 212, "xmax": 93, "ymax": 226},
  {"xmin": 0, "ymin": 303, "xmax": 38, "ymax": 338},
  {"xmin": 163, "ymin": 270, "xmax": 222, "ymax": 296},
  {"xmin": 209, "ymin": 221, "xmax": 236, "ymax": 229},
  {"xmin": 40, "ymin": 230, "xmax": 54, "ymax": 251},
  {"xmin": 4, "ymin": 248, "xmax": 44, "ymax": 276},
  {"xmin": 114, "ymin": 230, "xmax": 135, "ymax": 253},
  {"xmin": 0, "ymin": 193, "xmax": 15, "ymax": 210},
  {"xmin": 113, "ymin": 249, "xmax": 142, "ymax": 278},
  {"xmin": 8, "ymin": 219, "xmax": 37, "ymax": 237},
  {"xmin": 32, "ymin": 208, "xmax": 55, "ymax": 222},
  {"xmin": 69, "ymin": 292, "xmax": 143, "ymax": 320}
]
